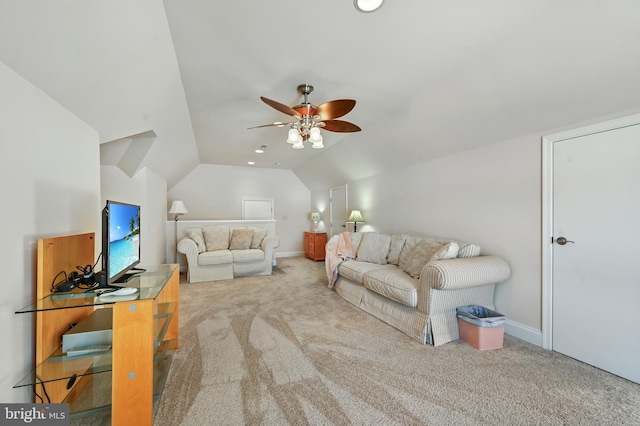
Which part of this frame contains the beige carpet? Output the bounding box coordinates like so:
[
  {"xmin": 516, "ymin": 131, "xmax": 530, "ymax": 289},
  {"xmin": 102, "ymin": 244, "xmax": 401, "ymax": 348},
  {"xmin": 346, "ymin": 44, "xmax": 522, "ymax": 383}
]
[{"xmin": 151, "ymin": 257, "xmax": 639, "ymax": 425}]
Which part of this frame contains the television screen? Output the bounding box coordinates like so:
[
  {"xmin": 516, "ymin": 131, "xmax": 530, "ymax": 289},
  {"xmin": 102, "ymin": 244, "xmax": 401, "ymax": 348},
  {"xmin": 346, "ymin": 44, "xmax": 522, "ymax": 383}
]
[{"xmin": 102, "ymin": 200, "xmax": 141, "ymax": 285}]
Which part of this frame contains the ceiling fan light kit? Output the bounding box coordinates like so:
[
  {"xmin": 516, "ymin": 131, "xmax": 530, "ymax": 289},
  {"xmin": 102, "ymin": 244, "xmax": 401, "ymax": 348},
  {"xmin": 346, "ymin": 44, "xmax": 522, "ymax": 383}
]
[
  {"xmin": 250, "ymin": 83, "xmax": 361, "ymax": 150},
  {"xmin": 286, "ymin": 129, "xmax": 301, "ymax": 144},
  {"xmin": 354, "ymin": 0, "xmax": 384, "ymax": 13}
]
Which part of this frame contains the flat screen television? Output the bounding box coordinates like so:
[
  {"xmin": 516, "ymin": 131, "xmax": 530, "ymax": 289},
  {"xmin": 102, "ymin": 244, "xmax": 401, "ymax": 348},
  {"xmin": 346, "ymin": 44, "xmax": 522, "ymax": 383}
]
[{"xmin": 96, "ymin": 200, "xmax": 141, "ymax": 288}]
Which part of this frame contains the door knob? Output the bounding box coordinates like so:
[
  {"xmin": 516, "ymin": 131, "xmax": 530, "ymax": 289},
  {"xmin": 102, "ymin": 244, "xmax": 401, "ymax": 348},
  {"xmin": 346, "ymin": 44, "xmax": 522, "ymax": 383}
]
[{"xmin": 556, "ymin": 237, "xmax": 575, "ymax": 245}]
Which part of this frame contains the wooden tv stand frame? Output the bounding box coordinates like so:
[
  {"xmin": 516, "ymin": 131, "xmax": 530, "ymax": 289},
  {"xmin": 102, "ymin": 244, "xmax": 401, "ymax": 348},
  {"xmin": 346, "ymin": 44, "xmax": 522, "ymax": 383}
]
[{"xmin": 16, "ymin": 232, "xmax": 179, "ymax": 425}]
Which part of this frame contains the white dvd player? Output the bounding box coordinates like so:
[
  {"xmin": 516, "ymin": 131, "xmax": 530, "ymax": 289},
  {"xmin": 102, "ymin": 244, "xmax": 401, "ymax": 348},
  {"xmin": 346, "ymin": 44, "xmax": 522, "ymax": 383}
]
[{"xmin": 62, "ymin": 308, "xmax": 112, "ymax": 353}]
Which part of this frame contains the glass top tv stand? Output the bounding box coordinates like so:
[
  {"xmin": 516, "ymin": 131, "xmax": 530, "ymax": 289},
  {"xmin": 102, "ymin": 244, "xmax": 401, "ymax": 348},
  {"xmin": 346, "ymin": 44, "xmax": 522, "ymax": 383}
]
[{"xmin": 14, "ymin": 233, "xmax": 179, "ymax": 426}]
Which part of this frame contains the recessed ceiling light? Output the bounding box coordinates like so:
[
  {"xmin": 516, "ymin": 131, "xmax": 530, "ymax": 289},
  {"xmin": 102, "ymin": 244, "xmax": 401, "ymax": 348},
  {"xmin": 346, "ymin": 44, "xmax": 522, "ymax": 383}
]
[
  {"xmin": 248, "ymin": 161, "xmax": 255, "ymax": 165},
  {"xmin": 255, "ymin": 144, "xmax": 267, "ymax": 154},
  {"xmin": 354, "ymin": 0, "xmax": 384, "ymax": 13}
]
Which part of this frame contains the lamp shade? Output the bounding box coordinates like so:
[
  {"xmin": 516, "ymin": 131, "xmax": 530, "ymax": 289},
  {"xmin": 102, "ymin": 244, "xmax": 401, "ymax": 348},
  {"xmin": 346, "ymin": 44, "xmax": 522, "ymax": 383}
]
[
  {"xmin": 169, "ymin": 200, "xmax": 188, "ymax": 215},
  {"xmin": 309, "ymin": 127, "xmax": 321, "ymax": 141},
  {"xmin": 287, "ymin": 128, "xmax": 301, "ymax": 144},
  {"xmin": 347, "ymin": 210, "xmax": 364, "ymax": 223}
]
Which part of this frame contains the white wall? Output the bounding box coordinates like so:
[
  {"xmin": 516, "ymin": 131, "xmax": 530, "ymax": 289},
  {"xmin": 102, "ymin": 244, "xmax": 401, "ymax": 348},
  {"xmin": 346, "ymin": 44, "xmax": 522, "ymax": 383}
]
[
  {"xmin": 100, "ymin": 166, "xmax": 168, "ymax": 268},
  {"xmin": 0, "ymin": 0, "xmax": 201, "ymax": 189},
  {"xmin": 0, "ymin": 61, "xmax": 101, "ymax": 403},
  {"xmin": 167, "ymin": 164, "xmax": 310, "ymax": 255}
]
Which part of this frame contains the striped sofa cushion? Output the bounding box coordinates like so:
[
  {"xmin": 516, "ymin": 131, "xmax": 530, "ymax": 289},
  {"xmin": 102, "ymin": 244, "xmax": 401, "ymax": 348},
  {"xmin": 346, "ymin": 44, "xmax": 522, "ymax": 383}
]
[
  {"xmin": 198, "ymin": 249, "xmax": 232, "ymax": 265},
  {"xmin": 363, "ymin": 268, "xmax": 419, "ymax": 307},
  {"xmin": 338, "ymin": 260, "xmax": 395, "ymax": 284},
  {"xmin": 231, "ymin": 249, "xmax": 265, "ymax": 263}
]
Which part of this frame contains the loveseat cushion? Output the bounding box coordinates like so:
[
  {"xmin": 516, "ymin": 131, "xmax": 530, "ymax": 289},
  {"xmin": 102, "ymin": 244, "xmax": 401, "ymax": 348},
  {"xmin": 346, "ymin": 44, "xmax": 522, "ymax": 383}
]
[
  {"xmin": 198, "ymin": 249, "xmax": 233, "ymax": 265},
  {"xmin": 250, "ymin": 227, "xmax": 268, "ymax": 249},
  {"xmin": 232, "ymin": 249, "xmax": 265, "ymax": 263},
  {"xmin": 229, "ymin": 228, "xmax": 253, "ymax": 250},
  {"xmin": 363, "ymin": 268, "xmax": 419, "ymax": 307},
  {"xmin": 187, "ymin": 228, "xmax": 207, "ymax": 253},
  {"xmin": 356, "ymin": 232, "xmax": 392, "ymax": 264},
  {"xmin": 338, "ymin": 260, "xmax": 396, "ymax": 284},
  {"xmin": 203, "ymin": 226, "xmax": 230, "ymax": 251},
  {"xmin": 387, "ymin": 234, "xmax": 406, "ymax": 265},
  {"xmin": 399, "ymin": 237, "xmax": 457, "ymax": 279},
  {"xmin": 428, "ymin": 236, "xmax": 480, "ymax": 258},
  {"xmin": 350, "ymin": 232, "xmax": 364, "ymax": 253},
  {"xmin": 454, "ymin": 242, "xmax": 479, "ymax": 258}
]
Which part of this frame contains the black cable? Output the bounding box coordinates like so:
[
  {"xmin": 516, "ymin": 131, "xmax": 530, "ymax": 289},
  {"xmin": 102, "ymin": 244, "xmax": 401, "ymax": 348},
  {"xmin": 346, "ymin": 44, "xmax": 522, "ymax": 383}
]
[
  {"xmin": 41, "ymin": 382, "xmax": 51, "ymax": 404},
  {"xmin": 93, "ymin": 252, "xmax": 102, "ymax": 272},
  {"xmin": 77, "ymin": 282, "xmax": 97, "ymax": 290},
  {"xmin": 50, "ymin": 270, "xmax": 68, "ymax": 293},
  {"xmin": 34, "ymin": 375, "xmax": 51, "ymax": 404},
  {"xmin": 75, "ymin": 252, "xmax": 104, "ymax": 289},
  {"xmin": 32, "ymin": 384, "xmax": 43, "ymax": 403}
]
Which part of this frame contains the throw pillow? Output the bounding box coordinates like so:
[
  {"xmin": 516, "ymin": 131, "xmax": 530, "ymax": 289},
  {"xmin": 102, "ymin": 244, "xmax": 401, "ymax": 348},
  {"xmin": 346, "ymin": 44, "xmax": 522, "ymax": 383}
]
[
  {"xmin": 441, "ymin": 241, "xmax": 460, "ymax": 259},
  {"xmin": 430, "ymin": 236, "xmax": 480, "ymax": 258},
  {"xmin": 250, "ymin": 227, "xmax": 268, "ymax": 249},
  {"xmin": 350, "ymin": 232, "xmax": 364, "ymax": 253},
  {"xmin": 356, "ymin": 232, "xmax": 392, "ymax": 265},
  {"xmin": 387, "ymin": 234, "xmax": 406, "ymax": 265},
  {"xmin": 399, "ymin": 237, "xmax": 452, "ymax": 279},
  {"xmin": 453, "ymin": 241, "xmax": 480, "ymax": 258},
  {"xmin": 202, "ymin": 226, "xmax": 230, "ymax": 251},
  {"xmin": 229, "ymin": 228, "xmax": 253, "ymax": 250},
  {"xmin": 187, "ymin": 228, "xmax": 206, "ymax": 253}
]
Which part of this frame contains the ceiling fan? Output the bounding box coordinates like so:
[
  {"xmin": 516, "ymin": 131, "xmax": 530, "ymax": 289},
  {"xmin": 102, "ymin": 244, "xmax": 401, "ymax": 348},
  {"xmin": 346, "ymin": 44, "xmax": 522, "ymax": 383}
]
[{"xmin": 249, "ymin": 84, "xmax": 361, "ymax": 149}]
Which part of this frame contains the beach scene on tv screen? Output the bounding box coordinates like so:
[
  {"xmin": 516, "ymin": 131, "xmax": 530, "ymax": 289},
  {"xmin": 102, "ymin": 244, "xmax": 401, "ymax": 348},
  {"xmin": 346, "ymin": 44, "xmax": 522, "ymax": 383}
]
[{"xmin": 109, "ymin": 203, "xmax": 140, "ymax": 278}]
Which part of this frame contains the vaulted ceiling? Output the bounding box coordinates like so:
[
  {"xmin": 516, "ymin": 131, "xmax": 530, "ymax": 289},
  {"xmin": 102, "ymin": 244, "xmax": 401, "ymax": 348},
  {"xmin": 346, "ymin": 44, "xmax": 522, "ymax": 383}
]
[{"xmin": 2, "ymin": 1, "xmax": 639, "ymax": 190}]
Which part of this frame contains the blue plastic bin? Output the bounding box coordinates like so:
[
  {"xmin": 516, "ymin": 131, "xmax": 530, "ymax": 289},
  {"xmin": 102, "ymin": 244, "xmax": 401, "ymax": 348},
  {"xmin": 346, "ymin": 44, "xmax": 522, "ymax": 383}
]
[{"xmin": 456, "ymin": 305, "xmax": 506, "ymax": 328}]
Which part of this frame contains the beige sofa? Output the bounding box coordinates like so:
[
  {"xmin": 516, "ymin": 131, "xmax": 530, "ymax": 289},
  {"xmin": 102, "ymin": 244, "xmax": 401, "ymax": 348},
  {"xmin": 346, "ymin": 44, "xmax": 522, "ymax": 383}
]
[
  {"xmin": 178, "ymin": 225, "xmax": 280, "ymax": 283},
  {"xmin": 327, "ymin": 232, "xmax": 511, "ymax": 346}
]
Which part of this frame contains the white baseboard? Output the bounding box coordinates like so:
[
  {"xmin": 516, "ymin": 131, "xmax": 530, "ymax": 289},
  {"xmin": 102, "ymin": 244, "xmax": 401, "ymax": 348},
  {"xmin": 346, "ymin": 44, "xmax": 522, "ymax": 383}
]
[
  {"xmin": 275, "ymin": 251, "xmax": 305, "ymax": 258},
  {"xmin": 505, "ymin": 319, "xmax": 542, "ymax": 347}
]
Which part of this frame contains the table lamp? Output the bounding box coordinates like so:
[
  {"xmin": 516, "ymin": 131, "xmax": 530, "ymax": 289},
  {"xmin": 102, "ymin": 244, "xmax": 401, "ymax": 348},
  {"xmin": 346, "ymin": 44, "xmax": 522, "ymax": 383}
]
[
  {"xmin": 169, "ymin": 200, "xmax": 188, "ymax": 263},
  {"xmin": 347, "ymin": 210, "xmax": 365, "ymax": 232},
  {"xmin": 311, "ymin": 212, "xmax": 320, "ymax": 231}
]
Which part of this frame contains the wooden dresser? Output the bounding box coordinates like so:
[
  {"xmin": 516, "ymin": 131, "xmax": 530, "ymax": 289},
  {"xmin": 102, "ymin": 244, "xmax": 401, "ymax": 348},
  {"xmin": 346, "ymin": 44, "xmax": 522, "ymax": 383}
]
[{"xmin": 304, "ymin": 232, "xmax": 327, "ymax": 261}]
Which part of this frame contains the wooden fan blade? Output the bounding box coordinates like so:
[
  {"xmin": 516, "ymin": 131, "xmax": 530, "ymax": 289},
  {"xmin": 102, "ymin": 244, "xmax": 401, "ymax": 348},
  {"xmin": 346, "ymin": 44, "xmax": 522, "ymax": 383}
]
[
  {"xmin": 316, "ymin": 99, "xmax": 356, "ymax": 120},
  {"xmin": 247, "ymin": 121, "xmax": 292, "ymax": 130},
  {"xmin": 321, "ymin": 120, "xmax": 361, "ymax": 133},
  {"xmin": 260, "ymin": 96, "xmax": 300, "ymax": 117}
]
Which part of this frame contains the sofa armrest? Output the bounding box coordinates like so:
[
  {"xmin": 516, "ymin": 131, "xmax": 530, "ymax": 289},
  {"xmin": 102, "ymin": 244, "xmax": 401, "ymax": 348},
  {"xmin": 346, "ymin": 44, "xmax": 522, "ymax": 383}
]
[
  {"xmin": 421, "ymin": 256, "xmax": 511, "ymax": 290},
  {"xmin": 177, "ymin": 237, "xmax": 200, "ymax": 267},
  {"xmin": 261, "ymin": 235, "xmax": 280, "ymax": 258}
]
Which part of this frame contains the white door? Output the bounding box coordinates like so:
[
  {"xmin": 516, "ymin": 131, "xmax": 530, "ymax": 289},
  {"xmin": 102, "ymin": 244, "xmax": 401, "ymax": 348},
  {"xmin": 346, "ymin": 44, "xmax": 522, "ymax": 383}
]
[
  {"xmin": 242, "ymin": 198, "xmax": 274, "ymax": 220},
  {"xmin": 330, "ymin": 185, "xmax": 347, "ymax": 238},
  {"xmin": 550, "ymin": 119, "xmax": 640, "ymax": 384}
]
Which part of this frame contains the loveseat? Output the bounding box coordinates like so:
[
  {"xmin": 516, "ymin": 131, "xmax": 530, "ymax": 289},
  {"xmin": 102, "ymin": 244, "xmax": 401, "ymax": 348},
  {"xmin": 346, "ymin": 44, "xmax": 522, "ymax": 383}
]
[
  {"xmin": 178, "ymin": 225, "xmax": 280, "ymax": 283},
  {"xmin": 326, "ymin": 232, "xmax": 511, "ymax": 346}
]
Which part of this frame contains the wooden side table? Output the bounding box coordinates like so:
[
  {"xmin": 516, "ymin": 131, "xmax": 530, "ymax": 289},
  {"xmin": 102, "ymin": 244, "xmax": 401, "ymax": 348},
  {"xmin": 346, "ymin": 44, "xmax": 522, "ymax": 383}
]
[{"xmin": 304, "ymin": 232, "xmax": 327, "ymax": 261}]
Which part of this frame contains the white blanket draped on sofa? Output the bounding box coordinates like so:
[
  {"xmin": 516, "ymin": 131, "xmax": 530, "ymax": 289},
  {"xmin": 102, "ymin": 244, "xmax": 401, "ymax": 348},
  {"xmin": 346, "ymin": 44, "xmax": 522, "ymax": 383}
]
[{"xmin": 325, "ymin": 232, "xmax": 355, "ymax": 288}]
